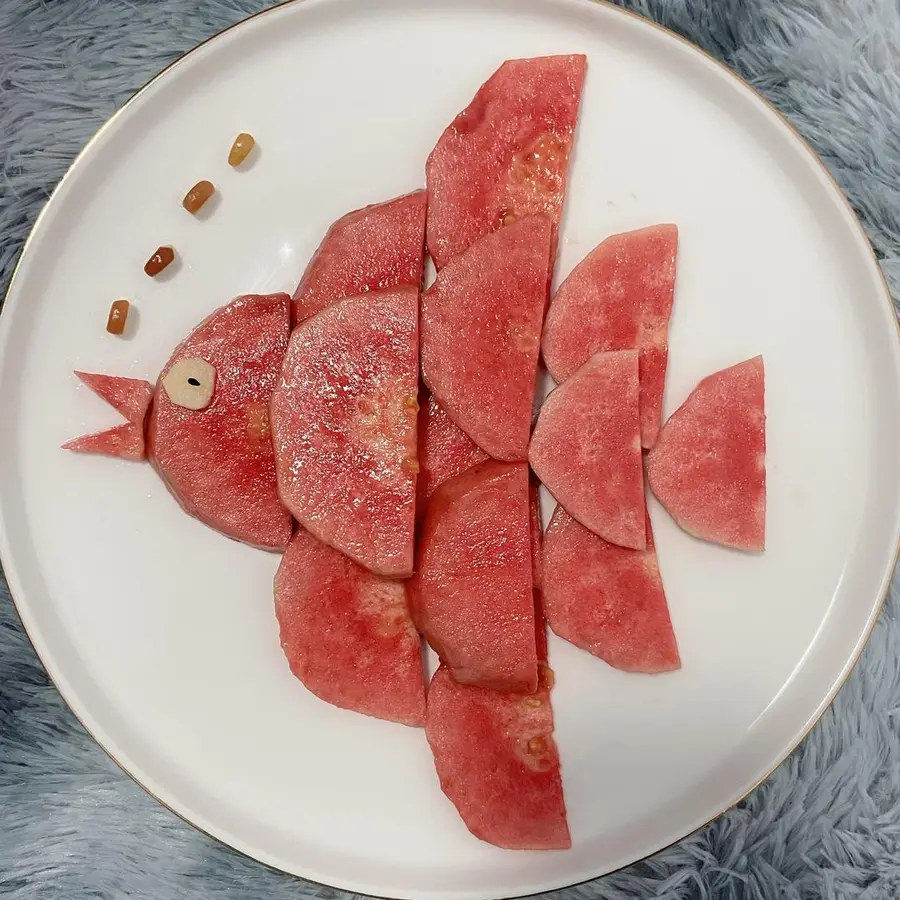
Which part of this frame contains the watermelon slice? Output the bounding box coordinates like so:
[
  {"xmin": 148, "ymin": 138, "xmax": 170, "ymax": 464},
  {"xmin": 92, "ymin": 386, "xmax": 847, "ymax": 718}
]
[
  {"xmin": 417, "ymin": 390, "xmax": 489, "ymax": 509},
  {"xmin": 543, "ymin": 506, "xmax": 680, "ymax": 673},
  {"xmin": 529, "ymin": 349, "xmax": 646, "ymax": 550},
  {"xmin": 271, "ymin": 286, "xmax": 419, "ymax": 577},
  {"xmin": 73, "ymin": 371, "xmax": 154, "ymax": 424},
  {"xmin": 542, "ymin": 225, "xmax": 679, "ymax": 448},
  {"xmin": 529, "ymin": 475, "xmax": 544, "ymax": 597},
  {"xmin": 63, "ymin": 372, "xmax": 154, "ymax": 461},
  {"xmin": 421, "ymin": 216, "xmax": 550, "ymax": 461},
  {"xmin": 409, "ymin": 460, "xmax": 537, "ymax": 692},
  {"xmin": 292, "ymin": 190, "xmax": 427, "ymax": 325},
  {"xmin": 62, "ymin": 422, "xmax": 146, "ymax": 461},
  {"xmin": 426, "ymin": 55, "xmax": 586, "ymax": 272},
  {"xmin": 647, "ymin": 356, "xmax": 766, "ymax": 551},
  {"xmin": 146, "ymin": 293, "xmax": 293, "ymax": 551},
  {"xmin": 425, "ymin": 666, "xmax": 569, "ymax": 850},
  {"xmin": 275, "ymin": 528, "xmax": 426, "ymax": 726}
]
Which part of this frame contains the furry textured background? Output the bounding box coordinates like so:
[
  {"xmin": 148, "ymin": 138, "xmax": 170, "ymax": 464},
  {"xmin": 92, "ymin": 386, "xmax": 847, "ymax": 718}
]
[{"xmin": 2, "ymin": 0, "xmax": 900, "ymax": 897}]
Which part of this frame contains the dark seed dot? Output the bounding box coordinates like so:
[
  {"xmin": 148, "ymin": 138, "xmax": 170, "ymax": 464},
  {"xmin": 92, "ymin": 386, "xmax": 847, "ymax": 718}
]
[{"xmin": 187, "ymin": 377, "xmax": 200, "ymax": 387}]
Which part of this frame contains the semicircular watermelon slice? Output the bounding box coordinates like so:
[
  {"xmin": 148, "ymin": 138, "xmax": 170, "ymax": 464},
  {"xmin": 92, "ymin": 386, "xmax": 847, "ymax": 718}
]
[
  {"xmin": 275, "ymin": 528, "xmax": 426, "ymax": 726},
  {"xmin": 421, "ymin": 215, "xmax": 551, "ymax": 461},
  {"xmin": 543, "ymin": 506, "xmax": 680, "ymax": 673},
  {"xmin": 542, "ymin": 224, "xmax": 679, "ymax": 448},
  {"xmin": 409, "ymin": 460, "xmax": 537, "ymax": 693},
  {"xmin": 292, "ymin": 190, "xmax": 426, "ymax": 325},
  {"xmin": 271, "ymin": 286, "xmax": 419, "ymax": 577},
  {"xmin": 647, "ymin": 356, "xmax": 766, "ymax": 551},
  {"xmin": 426, "ymin": 54, "xmax": 586, "ymax": 272},
  {"xmin": 147, "ymin": 293, "xmax": 293, "ymax": 550},
  {"xmin": 529, "ymin": 349, "xmax": 646, "ymax": 550},
  {"xmin": 425, "ymin": 666, "xmax": 569, "ymax": 850}
]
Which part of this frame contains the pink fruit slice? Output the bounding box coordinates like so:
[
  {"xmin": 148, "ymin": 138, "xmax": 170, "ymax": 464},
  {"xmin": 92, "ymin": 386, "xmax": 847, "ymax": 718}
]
[
  {"xmin": 425, "ymin": 666, "xmax": 569, "ymax": 850},
  {"xmin": 647, "ymin": 356, "xmax": 766, "ymax": 551},
  {"xmin": 409, "ymin": 460, "xmax": 537, "ymax": 692},
  {"xmin": 426, "ymin": 55, "xmax": 586, "ymax": 273},
  {"xmin": 62, "ymin": 422, "xmax": 146, "ymax": 461},
  {"xmin": 417, "ymin": 390, "xmax": 489, "ymax": 509},
  {"xmin": 271, "ymin": 286, "xmax": 418, "ymax": 577},
  {"xmin": 421, "ymin": 216, "xmax": 550, "ymax": 461},
  {"xmin": 147, "ymin": 293, "xmax": 293, "ymax": 551},
  {"xmin": 543, "ymin": 506, "xmax": 680, "ymax": 673},
  {"xmin": 73, "ymin": 371, "xmax": 154, "ymax": 424},
  {"xmin": 542, "ymin": 225, "xmax": 679, "ymax": 448},
  {"xmin": 292, "ymin": 190, "xmax": 427, "ymax": 325},
  {"xmin": 63, "ymin": 372, "xmax": 155, "ymax": 461},
  {"xmin": 275, "ymin": 528, "xmax": 426, "ymax": 726},
  {"xmin": 529, "ymin": 349, "xmax": 646, "ymax": 550}
]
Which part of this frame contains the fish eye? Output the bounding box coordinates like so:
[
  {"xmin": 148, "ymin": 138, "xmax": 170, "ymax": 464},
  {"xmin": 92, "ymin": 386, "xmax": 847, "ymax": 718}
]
[{"xmin": 162, "ymin": 358, "xmax": 216, "ymax": 410}]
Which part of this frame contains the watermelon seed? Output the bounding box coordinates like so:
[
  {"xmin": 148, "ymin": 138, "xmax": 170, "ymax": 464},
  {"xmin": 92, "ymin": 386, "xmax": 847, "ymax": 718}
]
[{"xmin": 188, "ymin": 378, "xmax": 200, "ymax": 386}]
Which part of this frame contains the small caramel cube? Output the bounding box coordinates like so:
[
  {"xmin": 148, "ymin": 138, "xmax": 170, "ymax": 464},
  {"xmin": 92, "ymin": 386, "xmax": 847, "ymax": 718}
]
[
  {"xmin": 144, "ymin": 245, "xmax": 175, "ymax": 277},
  {"xmin": 106, "ymin": 299, "xmax": 130, "ymax": 335},
  {"xmin": 228, "ymin": 132, "xmax": 255, "ymax": 167},
  {"xmin": 182, "ymin": 180, "xmax": 215, "ymax": 214}
]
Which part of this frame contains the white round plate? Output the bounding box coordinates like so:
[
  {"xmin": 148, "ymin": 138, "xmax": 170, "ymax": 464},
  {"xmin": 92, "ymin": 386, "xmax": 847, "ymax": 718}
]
[{"xmin": 2, "ymin": 0, "xmax": 899, "ymax": 897}]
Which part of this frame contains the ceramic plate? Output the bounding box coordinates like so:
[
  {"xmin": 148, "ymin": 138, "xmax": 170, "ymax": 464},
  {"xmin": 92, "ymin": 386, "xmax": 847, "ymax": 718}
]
[{"xmin": 2, "ymin": 0, "xmax": 899, "ymax": 897}]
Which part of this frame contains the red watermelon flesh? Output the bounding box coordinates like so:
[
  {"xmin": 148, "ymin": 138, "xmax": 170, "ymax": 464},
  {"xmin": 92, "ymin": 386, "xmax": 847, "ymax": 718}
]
[
  {"xmin": 530, "ymin": 349, "xmax": 646, "ymax": 550},
  {"xmin": 425, "ymin": 666, "xmax": 569, "ymax": 850},
  {"xmin": 74, "ymin": 371, "xmax": 154, "ymax": 424},
  {"xmin": 543, "ymin": 506, "xmax": 680, "ymax": 673},
  {"xmin": 147, "ymin": 293, "xmax": 293, "ymax": 551},
  {"xmin": 275, "ymin": 528, "xmax": 426, "ymax": 726},
  {"xmin": 409, "ymin": 460, "xmax": 537, "ymax": 692},
  {"xmin": 647, "ymin": 356, "xmax": 765, "ymax": 551},
  {"xmin": 426, "ymin": 55, "xmax": 586, "ymax": 272},
  {"xmin": 63, "ymin": 372, "xmax": 155, "ymax": 461},
  {"xmin": 292, "ymin": 190, "xmax": 426, "ymax": 325},
  {"xmin": 529, "ymin": 475, "xmax": 551, "ymax": 668},
  {"xmin": 542, "ymin": 225, "xmax": 679, "ymax": 448},
  {"xmin": 271, "ymin": 287, "xmax": 419, "ymax": 577},
  {"xmin": 417, "ymin": 390, "xmax": 488, "ymax": 509},
  {"xmin": 421, "ymin": 216, "xmax": 551, "ymax": 461},
  {"xmin": 62, "ymin": 422, "xmax": 146, "ymax": 461}
]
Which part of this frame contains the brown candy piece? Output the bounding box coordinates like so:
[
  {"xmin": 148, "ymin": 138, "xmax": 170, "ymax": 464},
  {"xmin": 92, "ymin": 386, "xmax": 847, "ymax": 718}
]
[
  {"xmin": 182, "ymin": 180, "xmax": 215, "ymax": 214},
  {"xmin": 144, "ymin": 246, "xmax": 175, "ymax": 277},
  {"xmin": 106, "ymin": 299, "xmax": 130, "ymax": 335},
  {"xmin": 228, "ymin": 132, "xmax": 255, "ymax": 167}
]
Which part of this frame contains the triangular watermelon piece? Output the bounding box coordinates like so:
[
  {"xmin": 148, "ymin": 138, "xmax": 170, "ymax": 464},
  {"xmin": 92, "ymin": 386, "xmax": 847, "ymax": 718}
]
[
  {"xmin": 421, "ymin": 216, "xmax": 551, "ymax": 461},
  {"xmin": 647, "ymin": 356, "xmax": 766, "ymax": 551},
  {"xmin": 529, "ymin": 349, "xmax": 646, "ymax": 550},
  {"xmin": 425, "ymin": 666, "xmax": 569, "ymax": 850},
  {"xmin": 63, "ymin": 371, "xmax": 155, "ymax": 461},
  {"xmin": 62, "ymin": 422, "xmax": 146, "ymax": 461},
  {"xmin": 426, "ymin": 55, "xmax": 586, "ymax": 272},
  {"xmin": 543, "ymin": 506, "xmax": 680, "ymax": 673},
  {"xmin": 542, "ymin": 225, "xmax": 679, "ymax": 449},
  {"xmin": 417, "ymin": 390, "xmax": 488, "ymax": 510},
  {"xmin": 292, "ymin": 190, "xmax": 427, "ymax": 325},
  {"xmin": 147, "ymin": 293, "xmax": 293, "ymax": 551},
  {"xmin": 275, "ymin": 528, "xmax": 426, "ymax": 726},
  {"xmin": 74, "ymin": 371, "xmax": 154, "ymax": 425},
  {"xmin": 409, "ymin": 460, "xmax": 537, "ymax": 692},
  {"xmin": 271, "ymin": 286, "xmax": 419, "ymax": 577}
]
